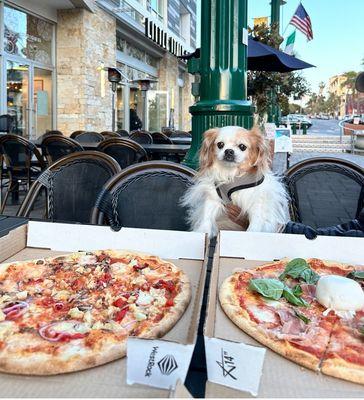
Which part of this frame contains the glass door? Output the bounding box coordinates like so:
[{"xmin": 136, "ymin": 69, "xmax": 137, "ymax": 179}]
[
  {"xmin": 33, "ymin": 67, "xmax": 53, "ymax": 138},
  {"xmin": 148, "ymin": 91, "xmax": 168, "ymax": 132},
  {"xmin": 6, "ymin": 60, "xmax": 30, "ymax": 137}
]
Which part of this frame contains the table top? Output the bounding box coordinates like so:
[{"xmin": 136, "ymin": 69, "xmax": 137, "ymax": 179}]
[
  {"xmin": 0, "ymin": 215, "xmax": 28, "ymax": 238},
  {"xmin": 34, "ymin": 139, "xmax": 190, "ymax": 154},
  {"xmin": 170, "ymin": 137, "xmax": 192, "ymax": 145}
]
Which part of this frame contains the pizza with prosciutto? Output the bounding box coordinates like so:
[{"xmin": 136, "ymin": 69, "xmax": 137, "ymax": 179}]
[
  {"xmin": 0, "ymin": 250, "xmax": 191, "ymax": 375},
  {"xmin": 219, "ymin": 258, "xmax": 364, "ymax": 384}
]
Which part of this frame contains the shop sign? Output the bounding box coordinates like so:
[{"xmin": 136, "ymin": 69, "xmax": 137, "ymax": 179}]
[{"xmin": 145, "ymin": 18, "xmax": 188, "ymax": 58}]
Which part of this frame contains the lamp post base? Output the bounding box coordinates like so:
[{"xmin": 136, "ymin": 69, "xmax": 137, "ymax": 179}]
[{"xmin": 183, "ymin": 100, "xmax": 254, "ymax": 170}]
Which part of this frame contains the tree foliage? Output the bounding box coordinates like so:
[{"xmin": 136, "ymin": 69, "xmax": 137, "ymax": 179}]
[{"xmin": 247, "ymin": 23, "xmax": 310, "ymax": 120}]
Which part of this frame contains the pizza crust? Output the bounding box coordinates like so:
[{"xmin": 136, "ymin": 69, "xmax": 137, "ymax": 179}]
[{"xmin": 321, "ymin": 357, "xmax": 364, "ymax": 385}]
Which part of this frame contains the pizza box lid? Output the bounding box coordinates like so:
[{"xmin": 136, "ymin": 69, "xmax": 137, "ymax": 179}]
[
  {"xmin": 0, "ymin": 221, "xmax": 207, "ymax": 397},
  {"xmin": 204, "ymin": 231, "xmax": 364, "ymax": 397}
]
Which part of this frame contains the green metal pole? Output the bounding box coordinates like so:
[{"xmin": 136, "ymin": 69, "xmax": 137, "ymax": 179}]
[
  {"xmin": 270, "ymin": 0, "xmax": 280, "ymax": 27},
  {"xmin": 183, "ymin": 0, "xmax": 254, "ymax": 170}
]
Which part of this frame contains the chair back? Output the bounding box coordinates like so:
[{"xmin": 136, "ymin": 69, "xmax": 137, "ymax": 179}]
[
  {"xmin": 152, "ymin": 132, "xmax": 173, "ymax": 144},
  {"xmin": 100, "ymin": 131, "xmax": 120, "ymax": 139},
  {"xmin": 170, "ymin": 130, "xmax": 192, "ymax": 139},
  {"xmin": 130, "ymin": 130, "xmax": 153, "ymax": 144},
  {"xmin": 285, "ymin": 157, "xmax": 364, "ymax": 228},
  {"xmin": 18, "ymin": 151, "xmax": 121, "ymax": 223},
  {"xmin": 70, "ymin": 130, "xmax": 85, "ymax": 139},
  {"xmin": 91, "ymin": 161, "xmax": 195, "ymax": 231},
  {"xmin": 75, "ymin": 131, "xmax": 104, "ymax": 143},
  {"xmin": 0, "ymin": 134, "xmax": 45, "ymax": 174},
  {"xmin": 41, "ymin": 135, "xmax": 84, "ymax": 164},
  {"xmin": 117, "ymin": 129, "xmax": 129, "ymax": 137},
  {"xmin": 97, "ymin": 138, "xmax": 147, "ymax": 169},
  {"xmin": 0, "ymin": 114, "xmax": 15, "ymax": 133}
]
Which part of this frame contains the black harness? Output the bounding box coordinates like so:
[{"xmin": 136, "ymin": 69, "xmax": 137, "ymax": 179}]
[{"xmin": 216, "ymin": 175, "xmax": 265, "ymax": 202}]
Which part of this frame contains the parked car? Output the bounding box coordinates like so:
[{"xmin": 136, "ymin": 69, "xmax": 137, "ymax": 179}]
[{"xmin": 280, "ymin": 114, "xmax": 312, "ymax": 128}]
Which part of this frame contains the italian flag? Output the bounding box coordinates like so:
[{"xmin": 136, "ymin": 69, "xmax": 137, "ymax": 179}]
[{"xmin": 284, "ymin": 30, "xmax": 296, "ymax": 55}]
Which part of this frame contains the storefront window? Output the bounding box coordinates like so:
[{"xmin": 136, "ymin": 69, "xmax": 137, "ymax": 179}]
[
  {"xmin": 4, "ymin": 5, "xmax": 53, "ymax": 65},
  {"xmin": 148, "ymin": 91, "xmax": 168, "ymax": 132}
]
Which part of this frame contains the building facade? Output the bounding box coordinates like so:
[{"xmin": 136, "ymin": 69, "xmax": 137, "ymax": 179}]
[
  {"xmin": 328, "ymin": 74, "xmax": 347, "ymax": 117},
  {"xmin": 0, "ymin": 0, "xmax": 196, "ymax": 138}
]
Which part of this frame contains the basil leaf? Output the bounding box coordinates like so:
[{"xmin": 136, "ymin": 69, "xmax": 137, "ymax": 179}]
[
  {"xmin": 300, "ymin": 268, "xmax": 320, "ymax": 284},
  {"xmin": 347, "ymin": 270, "xmax": 364, "ymax": 280},
  {"xmin": 292, "ymin": 284, "xmax": 303, "ymax": 296},
  {"xmin": 249, "ymin": 278, "xmax": 285, "ymax": 300},
  {"xmin": 279, "ymin": 258, "xmax": 309, "ymax": 280},
  {"xmin": 283, "ymin": 287, "xmax": 309, "ymax": 307},
  {"xmin": 294, "ymin": 310, "xmax": 310, "ymax": 324}
]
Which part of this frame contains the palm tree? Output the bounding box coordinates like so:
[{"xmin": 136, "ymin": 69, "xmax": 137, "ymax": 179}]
[{"xmin": 341, "ymin": 71, "xmax": 358, "ymax": 114}]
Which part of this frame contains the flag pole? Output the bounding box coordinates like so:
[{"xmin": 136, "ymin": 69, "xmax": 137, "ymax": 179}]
[{"xmin": 282, "ymin": 1, "xmax": 302, "ymax": 37}]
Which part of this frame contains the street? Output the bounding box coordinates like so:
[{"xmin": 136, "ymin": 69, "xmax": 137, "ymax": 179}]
[{"xmin": 307, "ymin": 118, "xmax": 341, "ymax": 136}]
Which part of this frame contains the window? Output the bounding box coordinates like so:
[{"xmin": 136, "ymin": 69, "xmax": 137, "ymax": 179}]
[
  {"xmin": 148, "ymin": 0, "xmax": 164, "ymax": 21},
  {"xmin": 4, "ymin": 5, "xmax": 54, "ymax": 65},
  {"xmin": 179, "ymin": 4, "xmax": 191, "ymax": 45}
]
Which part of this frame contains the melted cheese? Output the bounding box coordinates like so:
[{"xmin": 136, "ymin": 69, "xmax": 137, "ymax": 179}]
[
  {"xmin": 136, "ymin": 291, "xmax": 153, "ymax": 306},
  {"xmin": 316, "ymin": 275, "xmax": 364, "ymax": 311},
  {"xmin": 249, "ymin": 305, "xmax": 277, "ymax": 323},
  {"xmin": 0, "ymin": 321, "xmax": 16, "ymax": 340}
]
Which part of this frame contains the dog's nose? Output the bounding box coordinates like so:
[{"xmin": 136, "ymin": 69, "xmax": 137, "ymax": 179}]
[{"xmin": 224, "ymin": 149, "xmax": 234, "ymax": 157}]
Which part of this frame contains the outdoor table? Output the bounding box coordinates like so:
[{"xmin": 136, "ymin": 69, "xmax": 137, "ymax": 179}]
[
  {"xmin": 170, "ymin": 137, "xmax": 192, "ymax": 145},
  {"xmin": 0, "ymin": 215, "xmax": 28, "ymax": 238},
  {"xmin": 34, "ymin": 140, "xmax": 190, "ymax": 156}
]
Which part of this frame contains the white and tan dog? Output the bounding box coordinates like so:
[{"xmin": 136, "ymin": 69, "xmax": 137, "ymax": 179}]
[{"xmin": 181, "ymin": 126, "xmax": 289, "ymax": 237}]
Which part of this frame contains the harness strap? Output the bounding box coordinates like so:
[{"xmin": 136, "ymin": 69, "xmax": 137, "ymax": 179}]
[{"xmin": 216, "ymin": 175, "xmax": 265, "ymax": 202}]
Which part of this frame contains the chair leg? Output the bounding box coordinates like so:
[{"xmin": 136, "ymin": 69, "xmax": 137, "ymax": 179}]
[{"xmin": 0, "ymin": 181, "xmax": 13, "ymax": 213}]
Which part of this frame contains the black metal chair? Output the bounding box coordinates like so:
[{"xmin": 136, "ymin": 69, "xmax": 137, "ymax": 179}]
[
  {"xmin": 170, "ymin": 130, "xmax": 192, "ymax": 139},
  {"xmin": 130, "ymin": 130, "xmax": 153, "ymax": 144},
  {"xmin": 70, "ymin": 130, "xmax": 85, "ymax": 139},
  {"xmin": 285, "ymin": 157, "xmax": 364, "ymax": 228},
  {"xmin": 41, "ymin": 135, "xmax": 84, "ymax": 165},
  {"xmin": 152, "ymin": 132, "xmax": 173, "ymax": 144},
  {"xmin": 0, "ymin": 135, "xmax": 46, "ymax": 213},
  {"xmin": 74, "ymin": 131, "xmax": 104, "ymax": 144},
  {"xmin": 18, "ymin": 151, "xmax": 121, "ymax": 223},
  {"xmin": 100, "ymin": 131, "xmax": 120, "ymax": 140},
  {"xmin": 97, "ymin": 138, "xmax": 147, "ymax": 169},
  {"xmin": 91, "ymin": 161, "xmax": 195, "ymax": 231},
  {"xmin": 117, "ymin": 129, "xmax": 130, "ymax": 137},
  {"xmin": 0, "ymin": 114, "xmax": 16, "ymax": 134}
]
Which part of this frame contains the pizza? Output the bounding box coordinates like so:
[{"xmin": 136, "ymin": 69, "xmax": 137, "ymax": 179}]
[
  {"xmin": 0, "ymin": 250, "xmax": 191, "ymax": 375},
  {"xmin": 219, "ymin": 258, "xmax": 364, "ymax": 384}
]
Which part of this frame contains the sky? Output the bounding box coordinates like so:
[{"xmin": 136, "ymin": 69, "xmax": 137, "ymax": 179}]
[{"xmin": 196, "ymin": 0, "xmax": 364, "ymax": 94}]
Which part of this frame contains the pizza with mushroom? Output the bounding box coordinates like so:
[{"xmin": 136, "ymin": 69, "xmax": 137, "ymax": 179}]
[
  {"xmin": 0, "ymin": 250, "xmax": 191, "ymax": 375},
  {"xmin": 219, "ymin": 258, "xmax": 364, "ymax": 384}
]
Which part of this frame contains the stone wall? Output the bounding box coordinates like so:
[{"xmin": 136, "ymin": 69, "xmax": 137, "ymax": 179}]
[
  {"xmin": 158, "ymin": 53, "xmax": 193, "ymax": 131},
  {"xmin": 56, "ymin": 7, "xmax": 116, "ymax": 135}
]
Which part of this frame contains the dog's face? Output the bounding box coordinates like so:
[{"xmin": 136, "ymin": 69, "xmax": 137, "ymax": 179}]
[{"xmin": 199, "ymin": 126, "xmax": 269, "ymax": 175}]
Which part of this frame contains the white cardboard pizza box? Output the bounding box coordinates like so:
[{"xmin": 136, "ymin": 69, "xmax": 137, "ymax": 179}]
[
  {"xmin": 204, "ymin": 230, "xmax": 364, "ymax": 398},
  {"xmin": 0, "ymin": 221, "xmax": 206, "ymax": 398}
]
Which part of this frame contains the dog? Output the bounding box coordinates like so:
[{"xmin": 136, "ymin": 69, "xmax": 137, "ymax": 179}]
[{"xmin": 181, "ymin": 126, "xmax": 290, "ymax": 237}]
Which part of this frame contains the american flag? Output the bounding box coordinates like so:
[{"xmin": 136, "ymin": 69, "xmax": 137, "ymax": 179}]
[{"xmin": 289, "ymin": 3, "xmax": 313, "ymax": 41}]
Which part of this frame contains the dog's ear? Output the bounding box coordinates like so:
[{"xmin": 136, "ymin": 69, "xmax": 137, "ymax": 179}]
[
  {"xmin": 247, "ymin": 125, "xmax": 270, "ymax": 173},
  {"xmin": 199, "ymin": 128, "xmax": 218, "ymax": 173}
]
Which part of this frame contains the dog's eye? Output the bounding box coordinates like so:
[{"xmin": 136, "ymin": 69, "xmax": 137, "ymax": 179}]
[
  {"xmin": 217, "ymin": 142, "xmax": 224, "ymax": 149},
  {"xmin": 239, "ymin": 144, "xmax": 247, "ymax": 151}
]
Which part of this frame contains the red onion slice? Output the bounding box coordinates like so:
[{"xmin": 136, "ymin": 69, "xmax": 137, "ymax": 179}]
[
  {"xmin": 38, "ymin": 321, "xmax": 87, "ymax": 342},
  {"xmin": 120, "ymin": 319, "xmax": 138, "ymax": 330},
  {"xmin": 3, "ymin": 301, "xmax": 29, "ymax": 320}
]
